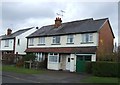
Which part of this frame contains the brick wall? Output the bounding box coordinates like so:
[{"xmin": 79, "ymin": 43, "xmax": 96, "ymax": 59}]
[{"xmin": 97, "ymin": 20, "xmax": 114, "ymax": 56}]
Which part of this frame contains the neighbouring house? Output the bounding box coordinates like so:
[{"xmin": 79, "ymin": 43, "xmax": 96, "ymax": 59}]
[
  {"xmin": 118, "ymin": 43, "xmax": 120, "ymax": 52},
  {"xmin": 0, "ymin": 35, "xmax": 5, "ymax": 60},
  {"xmin": 1, "ymin": 27, "xmax": 38, "ymax": 60},
  {"xmin": 25, "ymin": 17, "xmax": 115, "ymax": 72}
]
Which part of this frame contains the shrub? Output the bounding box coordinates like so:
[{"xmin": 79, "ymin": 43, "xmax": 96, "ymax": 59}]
[
  {"xmin": 92, "ymin": 61, "xmax": 119, "ymax": 77},
  {"xmin": 2, "ymin": 54, "xmax": 15, "ymax": 64},
  {"xmin": 23, "ymin": 53, "xmax": 36, "ymax": 61},
  {"xmin": 16, "ymin": 59, "xmax": 24, "ymax": 67},
  {"xmin": 85, "ymin": 61, "xmax": 92, "ymax": 73}
]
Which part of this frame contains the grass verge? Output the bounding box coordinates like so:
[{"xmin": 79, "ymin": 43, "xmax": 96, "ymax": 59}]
[
  {"xmin": 80, "ymin": 76, "xmax": 119, "ymax": 83},
  {"xmin": 2, "ymin": 65, "xmax": 45, "ymax": 74}
]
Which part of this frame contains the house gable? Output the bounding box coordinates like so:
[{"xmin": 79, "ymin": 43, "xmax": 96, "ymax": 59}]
[{"xmin": 97, "ymin": 19, "xmax": 114, "ymax": 54}]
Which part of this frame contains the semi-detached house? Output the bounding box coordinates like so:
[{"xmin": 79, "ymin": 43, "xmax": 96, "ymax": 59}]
[{"xmin": 25, "ymin": 17, "xmax": 115, "ymax": 72}]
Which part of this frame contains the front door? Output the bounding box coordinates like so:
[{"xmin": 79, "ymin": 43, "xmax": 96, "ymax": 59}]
[
  {"xmin": 66, "ymin": 56, "xmax": 70, "ymax": 70},
  {"xmin": 76, "ymin": 55, "xmax": 91, "ymax": 72}
]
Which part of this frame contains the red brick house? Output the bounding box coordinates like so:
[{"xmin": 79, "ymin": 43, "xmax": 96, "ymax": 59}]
[{"xmin": 25, "ymin": 17, "xmax": 115, "ymax": 72}]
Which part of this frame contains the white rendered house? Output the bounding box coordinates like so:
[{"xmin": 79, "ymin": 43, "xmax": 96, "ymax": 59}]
[{"xmin": 1, "ymin": 27, "xmax": 38, "ymax": 55}]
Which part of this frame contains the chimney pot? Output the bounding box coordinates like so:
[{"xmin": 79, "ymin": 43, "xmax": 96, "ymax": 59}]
[
  {"xmin": 7, "ymin": 28, "xmax": 12, "ymax": 35},
  {"xmin": 54, "ymin": 17, "xmax": 62, "ymax": 28}
]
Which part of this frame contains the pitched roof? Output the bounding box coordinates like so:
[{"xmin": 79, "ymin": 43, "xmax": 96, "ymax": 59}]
[
  {"xmin": 27, "ymin": 18, "xmax": 108, "ymax": 38},
  {"xmin": 2, "ymin": 27, "xmax": 34, "ymax": 40},
  {"xmin": 25, "ymin": 46, "xmax": 97, "ymax": 54}
]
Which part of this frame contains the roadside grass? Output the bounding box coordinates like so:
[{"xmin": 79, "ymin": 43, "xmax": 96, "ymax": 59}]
[
  {"xmin": 80, "ymin": 76, "xmax": 119, "ymax": 83},
  {"xmin": 2, "ymin": 65, "xmax": 45, "ymax": 74},
  {"xmin": 0, "ymin": 65, "xmax": 2, "ymax": 71}
]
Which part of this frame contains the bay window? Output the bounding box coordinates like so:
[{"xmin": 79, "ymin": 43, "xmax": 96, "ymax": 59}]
[
  {"xmin": 49, "ymin": 53, "xmax": 59, "ymax": 63},
  {"xmin": 35, "ymin": 53, "xmax": 45, "ymax": 62}
]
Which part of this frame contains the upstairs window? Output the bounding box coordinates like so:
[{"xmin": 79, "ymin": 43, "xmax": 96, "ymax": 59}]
[
  {"xmin": 52, "ymin": 36, "xmax": 60, "ymax": 44},
  {"xmin": 5, "ymin": 40, "xmax": 9, "ymax": 47},
  {"xmin": 28, "ymin": 38, "xmax": 34, "ymax": 46},
  {"xmin": 38, "ymin": 37, "xmax": 45, "ymax": 45},
  {"xmin": 82, "ymin": 33, "xmax": 93, "ymax": 43},
  {"xmin": 17, "ymin": 39, "xmax": 20, "ymax": 45},
  {"xmin": 67, "ymin": 35, "xmax": 74, "ymax": 44}
]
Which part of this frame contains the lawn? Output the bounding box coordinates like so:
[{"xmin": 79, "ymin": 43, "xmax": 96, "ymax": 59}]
[
  {"xmin": 80, "ymin": 76, "xmax": 119, "ymax": 83},
  {"xmin": 2, "ymin": 65, "xmax": 45, "ymax": 74}
]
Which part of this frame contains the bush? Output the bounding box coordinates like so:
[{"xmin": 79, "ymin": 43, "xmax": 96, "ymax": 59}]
[
  {"xmin": 85, "ymin": 61, "xmax": 92, "ymax": 73},
  {"xmin": 16, "ymin": 59, "xmax": 24, "ymax": 67},
  {"xmin": 92, "ymin": 62, "xmax": 119, "ymax": 77},
  {"xmin": 23, "ymin": 53, "xmax": 36, "ymax": 61},
  {"xmin": 2, "ymin": 54, "xmax": 15, "ymax": 64}
]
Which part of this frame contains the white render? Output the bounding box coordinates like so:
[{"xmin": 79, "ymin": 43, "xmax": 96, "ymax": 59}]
[
  {"xmin": 1, "ymin": 39, "xmax": 14, "ymax": 51},
  {"xmin": 0, "ymin": 37, "xmax": 2, "ymax": 51},
  {"xmin": 15, "ymin": 28, "xmax": 37, "ymax": 55},
  {"xmin": 47, "ymin": 53, "xmax": 96, "ymax": 72},
  {"xmin": 28, "ymin": 33, "xmax": 99, "ymax": 48}
]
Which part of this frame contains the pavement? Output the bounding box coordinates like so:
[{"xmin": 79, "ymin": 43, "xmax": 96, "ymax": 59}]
[{"xmin": 2, "ymin": 70, "xmax": 90, "ymax": 83}]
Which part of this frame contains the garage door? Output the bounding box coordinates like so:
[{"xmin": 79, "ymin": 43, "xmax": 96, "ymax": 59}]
[{"xmin": 76, "ymin": 55, "xmax": 91, "ymax": 73}]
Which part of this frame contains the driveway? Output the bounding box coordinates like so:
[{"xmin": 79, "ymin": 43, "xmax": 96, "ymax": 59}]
[{"xmin": 2, "ymin": 70, "xmax": 90, "ymax": 83}]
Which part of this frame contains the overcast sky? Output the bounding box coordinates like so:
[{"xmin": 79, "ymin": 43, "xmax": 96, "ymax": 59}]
[{"xmin": 0, "ymin": 0, "xmax": 119, "ymax": 44}]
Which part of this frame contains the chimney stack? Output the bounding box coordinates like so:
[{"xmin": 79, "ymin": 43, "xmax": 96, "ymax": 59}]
[
  {"xmin": 54, "ymin": 17, "xmax": 62, "ymax": 28},
  {"xmin": 7, "ymin": 28, "xmax": 12, "ymax": 35}
]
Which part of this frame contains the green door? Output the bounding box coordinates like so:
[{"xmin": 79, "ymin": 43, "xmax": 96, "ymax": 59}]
[{"xmin": 76, "ymin": 55, "xmax": 91, "ymax": 73}]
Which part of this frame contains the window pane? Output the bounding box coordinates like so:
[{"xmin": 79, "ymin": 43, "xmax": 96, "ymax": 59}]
[
  {"xmin": 56, "ymin": 36, "xmax": 60, "ymax": 43},
  {"xmin": 39, "ymin": 37, "xmax": 45, "ymax": 44},
  {"xmin": 82, "ymin": 33, "xmax": 93, "ymax": 43},
  {"xmin": 53, "ymin": 36, "xmax": 60, "ymax": 44},
  {"xmin": 89, "ymin": 34, "xmax": 93, "ymax": 42},
  {"xmin": 85, "ymin": 56, "xmax": 91, "ymax": 61},
  {"xmin": 18, "ymin": 39, "xmax": 20, "ymax": 45},
  {"xmin": 67, "ymin": 35, "xmax": 73, "ymax": 43},
  {"xmin": 5, "ymin": 40, "xmax": 9, "ymax": 47},
  {"xmin": 35, "ymin": 53, "xmax": 43, "ymax": 62},
  {"xmin": 29, "ymin": 38, "xmax": 34, "ymax": 45},
  {"xmin": 49, "ymin": 56, "xmax": 58, "ymax": 62},
  {"xmin": 53, "ymin": 37, "xmax": 56, "ymax": 43},
  {"xmin": 68, "ymin": 58, "xmax": 70, "ymax": 62},
  {"xmin": 54, "ymin": 53, "xmax": 57, "ymax": 55},
  {"xmin": 86, "ymin": 34, "xmax": 89, "ymax": 42}
]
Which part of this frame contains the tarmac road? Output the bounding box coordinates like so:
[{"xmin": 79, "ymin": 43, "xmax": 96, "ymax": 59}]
[{"xmin": 2, "ymin": 71, "xmax": 89, "ymax": 83}]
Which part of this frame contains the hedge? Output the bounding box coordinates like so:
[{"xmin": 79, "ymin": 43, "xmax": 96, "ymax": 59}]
[
  {"xmin": 85, "ymin": 61, "xmax": 119, "ymax": 77},
  {"xmin": 85, "ymin": 61, "xmax": 92, "ymax": 73}
]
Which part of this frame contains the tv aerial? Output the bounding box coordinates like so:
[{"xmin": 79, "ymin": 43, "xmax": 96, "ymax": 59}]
[{"xmin": 56, "ymin": 10, "xmax": 65, "ymax": 18}]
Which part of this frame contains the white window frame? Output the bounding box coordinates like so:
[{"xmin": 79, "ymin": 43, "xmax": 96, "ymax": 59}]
[
  {"xmin": 35, "ymin": 53, "xmax": 45, "ymax": 62},
  {"xmin": 5, "ymin": 40, "xmax": 9, "ymax": 47},
  {"xmin": 38, "ymin": 37, "xmax": 45, "ymax": 44},
  {"xmin": 48, "ymin": 53, "xmax": 59, "ymax": 63},
  {"xmin": 52, "ymin": 36, "xmax": 60, "ymax": 44},
  {"xmin": 67, "ymin": 35, "xmax": 74, "ymax": 43},
  {"xmin": 28, "ymin": 38, "xmax": 34, "ymax": 46},
  {"xmin": 82, "ymin": 33, "xmax": 93, "ymax": 43}
]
